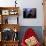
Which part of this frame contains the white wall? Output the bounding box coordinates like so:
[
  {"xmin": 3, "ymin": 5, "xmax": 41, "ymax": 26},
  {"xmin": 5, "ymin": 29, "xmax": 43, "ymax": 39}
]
[
  {"xmin": 8, "ymin": 16, "xmax": 17, "ymax": 24},
  {"xmin": 17, "ymin": 0, "xmax": 44, "ymax": 26},
  {"xmin": 0, "ymin": 0, "xmax": 44, "ymax": 26},
  {"xmin": 0, "ymin": 0, "xmax": 15, "ymax": 7}
]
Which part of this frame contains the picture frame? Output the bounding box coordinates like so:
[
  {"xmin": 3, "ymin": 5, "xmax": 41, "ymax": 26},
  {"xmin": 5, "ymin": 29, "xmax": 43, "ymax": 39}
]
[
  {"xmin": 9, "ymin": 10, "xmax": 18, "ymax": 15},
  {"xmin": 23, "ymin": 8, "xmax": 36, "ymax": 18},
  {"xmin": 2, "ymin": 10, "xmax": 9, "ymax": 15}
]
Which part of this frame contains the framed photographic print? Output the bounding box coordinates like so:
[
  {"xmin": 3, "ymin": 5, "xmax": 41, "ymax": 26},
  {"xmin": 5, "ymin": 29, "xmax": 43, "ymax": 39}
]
[
  {"xmin": 23, "ymin": 8, "xmax": 36, "ymax": 18},
  {"xmin": 9, "ymin": 10, "xmax": 18, "ymax": 15},
  {"xmin": 2, "ymin": 10, "xmax": 9, "ymax": 15}
]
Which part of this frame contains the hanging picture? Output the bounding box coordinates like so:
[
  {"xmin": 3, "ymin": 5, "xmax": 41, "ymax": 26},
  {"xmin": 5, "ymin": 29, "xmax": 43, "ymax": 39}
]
[{"xmin": 23, "ymin": 8, "xmax": 36, "ymax": 18}]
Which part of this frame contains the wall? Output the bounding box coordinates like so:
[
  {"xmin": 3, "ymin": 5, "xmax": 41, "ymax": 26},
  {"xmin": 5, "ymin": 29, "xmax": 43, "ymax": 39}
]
[
  {"xmin": 8, "ymin": 16, "xmax": 17, "ymax": 24},
  {"xmin": 0, "ymin": 0, "xmax": 15, "ymax": 7},
  {"xmin": 17, "ymin": 0, "xmax": 44, "ymax": 26},
  {"xmin": 0, "ymin": 0, "xmax": 44, "ymax": 26}
]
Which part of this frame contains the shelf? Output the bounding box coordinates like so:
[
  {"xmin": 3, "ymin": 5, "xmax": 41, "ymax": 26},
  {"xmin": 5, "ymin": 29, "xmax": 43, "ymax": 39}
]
[
  {"xmin": 0, "ymin": 24, "xmax": 20, "ymax": 32},
  {"xmin": 2, "ymin": 41, "xmax": 19, "ymax": 46},
  {"xmin": 0, "ymin": 7, "xmax": 19, "ymax": 10},
  {"xmin": 0, "ymin": 7, "xmax": 19, "ymax": 24},
  {"xmin": 0, "ymin": 7, "xmax": 20, "ymax": 46},
  {"xmin": 0, "ymin": 7, "xmax": 19, "ymax": 16},
  {"xmin": 2, "ymin": 40, "xmax": 19, "ymax": 43},
  {"xmin": 0, "ymin": 40, "xmax": 19, "ymax": 46}
]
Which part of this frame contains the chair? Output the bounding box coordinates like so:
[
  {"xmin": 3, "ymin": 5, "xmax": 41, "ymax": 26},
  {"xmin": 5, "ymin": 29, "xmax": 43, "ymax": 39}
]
[{"xmin": 21, "ymin": 28, "xmax": 41, "ymax": 46}]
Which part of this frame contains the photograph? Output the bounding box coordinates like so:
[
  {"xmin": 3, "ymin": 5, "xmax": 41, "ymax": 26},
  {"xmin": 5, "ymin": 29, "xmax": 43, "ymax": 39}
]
[{"xmin": 23, "ymin": 8, "xmax": 36, "ymax": 18}]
